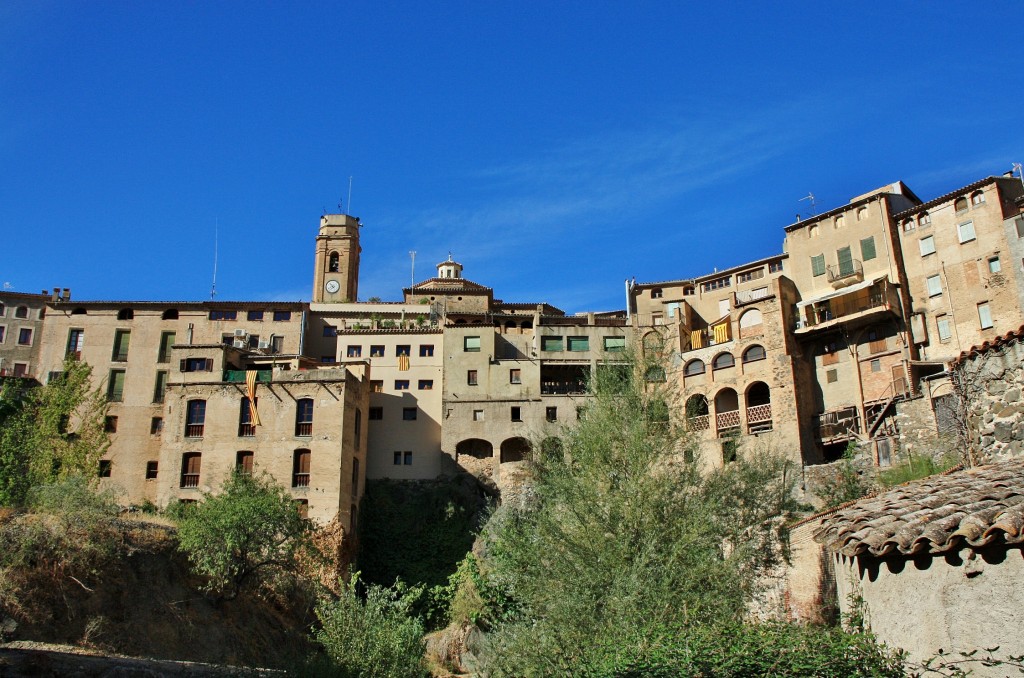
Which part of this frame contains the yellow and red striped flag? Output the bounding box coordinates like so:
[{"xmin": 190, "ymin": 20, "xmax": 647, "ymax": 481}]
[
  {"xmin": 245, "ymin": 370, "xmax": 262, "ymax": 426},
  {"xmin": 398, "ymin": 354, "xmax": 410, "ymax": 371}
]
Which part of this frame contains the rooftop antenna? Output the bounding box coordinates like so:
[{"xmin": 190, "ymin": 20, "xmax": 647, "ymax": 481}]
[
  {"xmin": 3, "ymin": 282, "xmax": 13, "ymax": 290},
  {"xmin": 1013, "ymin": 163, "xmax": 1023, "ymax": 190},
  {"xmin": 210, "ymin": 218, "xmax": 218, "ymax": 300},
  {"xmin": 410, "ymin": 250, "xmax": 417, "ymax": 287},
  {"xmin": 799, "ymin": 192, "xmax": 817, "ymax": 216}
]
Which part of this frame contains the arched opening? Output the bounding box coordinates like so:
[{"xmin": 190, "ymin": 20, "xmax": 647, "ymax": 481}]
[
  {"xmin": 834, "ymin": 214, "xmax": 844, "ymax": 229},
  {"xmin": 742, "ymin": 344, "xmax": 766, "ymax": 363},
  {"xmin": 71, "ymin": 307, "xmax": 88, "ymax": 315},
  {"xmin": 738, "ymin": 308, "xmax": 763, "ymax": 338},
  {"xmin": 328, "ymin": 251, "xmax": 340, "ymax": 272},
  {"xmin": 745, "ymin": 381, "xmax": 772, "ymax": 433},
  {"xmin": 712, "ymin": 352, "xmax": 735, "ymax": 371},
  {"xmin": 685, "ymin": 394, "xmax": 709, "ymax": 432},
  {"xmin": 954, "ymin": 196, "xmax": 968, "ymax": 212},
  {"xmin": 505, "ymin": 320, "xmax": 517, "ymax": 334},
  {"xmin": 918, "ymin": 211, "xmax": 931, "ymax": 226},
  {"xmin": 970, "ymin": 190, "xmax": 985, "ymax": 205},
  {"xmin": 642, "ymin": 331, "xmax": 663, "ymax": 356},
  {"xmin": 456, "ymin": 438, "xmax": 493, "ymax": 459},
  {"xmin": 117, "ymin": 308, "xmax": 134, "ymax": 320},
  {"xmin": 684, "ymin": 359, "xmax": 705, "ymax": 376},
  {"xmin": 714, "ymin": 388, "xmax": 739, "ymax": 436},
  {"xmin": 500, "ymin": 437, "xmax": 531, "ymax": 463},
  {"xmin": 162, "ymin": 309, "xmax": 179, "ymax": 320},
  {"xmin": 521, "ymin": 320, "xmax": 533, "ymax": 332},
  {"xmin": 455, "ymin": 318, "xmax": 467, "ymax": 325}
]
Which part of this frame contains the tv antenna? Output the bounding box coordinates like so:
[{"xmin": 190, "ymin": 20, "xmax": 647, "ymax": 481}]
[
  {"xmin": 210, "ymin": 218, "xmax": 219, "ymax": 300},
  {"xmin": 410, "ymin": 250, "xmax": 417, "ymax": 288},
  {"xmin": 799, "ymin": 192, "xmax": 817, "ymax": 216}
]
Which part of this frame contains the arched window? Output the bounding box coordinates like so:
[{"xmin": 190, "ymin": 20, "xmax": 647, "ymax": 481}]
[
  {"xmin": 185, "ymin": 400, "xmax": 206, "ymax": 437},
  {"xmin": 970, "ymin": 190, "xmax": 985, "ymax": 206},
  {"xmin": 742, "ymin": 345, "xmax": 766, "ymax": 363},
  {"xmin": 834, "ymin": 214, "xmax": 844, "ymax": 229},
  {"xmin": 117, "ymin": 308, "xmax": 134, "ymax": 320},
  {"xmin": 295, "ymin": 398, "xmax": 314, "ymax": 436},
  {"xmin": 808, "ymin": 224, "xmax": 819, "ymax": 238},
  {"xmin": 856, "ymin": 206, "xmax": 867, "ymax": 221},
  {"xmin": 954, "ymin": 197, "xmax": 968, "ymax": 213},
  {"xmin": 918, "ymin": 211, "xmax": 931, "ymax": 226},
  {"xmin": 328, "ymin": 252, "xmax": 340, "ymax": 272},
  {"xmin": 738, "ymin": 309, "xmax": 763, "ymax": 337},
  {"xmin": 712, "ymin": 352, "xmax": 735, "ymax": 370},
  {"xmin": 15, "ymin": 306, "xmax": 28, "ymax": 319},
  {"xmin": 902, "ymin": 218, "xmax": 915, "ymax": 232},
  {"xmin": 162, "ymin": 309, "xmax": 179, "ymax": 320},
  {"xmin": 684, "ymin": 359, "xmax": 705, "ymax": 376}
]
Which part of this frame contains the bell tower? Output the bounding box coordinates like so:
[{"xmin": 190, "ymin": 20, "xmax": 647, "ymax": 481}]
[{"xmin": 313, "ymin": 214, "xmax": 361, "ymax": 303}]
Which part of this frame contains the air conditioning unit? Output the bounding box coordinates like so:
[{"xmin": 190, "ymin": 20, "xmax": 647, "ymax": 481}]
[
  {"xmin": 234, "ymin": 329, "xmax": 247, "ymax": 337},
  {"xmin": 233, "ymin": 339, "xmax": 247, "ymax": 349},
  {"xmin": 258, "ymin": 340, "xmax": 270, "ymax": 350}
]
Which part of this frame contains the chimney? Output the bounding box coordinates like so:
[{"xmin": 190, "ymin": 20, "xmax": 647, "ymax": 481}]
[
  {"xmin": 62, "ymin": 288, "xmax": 70, "ymax": 301},
  {"xmin": 51, "ymin": 288, "xmax": 59, "ymax": 301}
]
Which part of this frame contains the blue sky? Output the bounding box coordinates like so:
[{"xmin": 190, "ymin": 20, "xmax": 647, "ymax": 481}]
[{"xmin": 3, "ymin": 3, "xmax": 1022, "ymax": 313}]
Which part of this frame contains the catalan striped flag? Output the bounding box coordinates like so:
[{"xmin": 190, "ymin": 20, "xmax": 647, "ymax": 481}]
[
  {"xmin": 713, "ymin": 321, "xmax": 730, "ymax": 345},
  {"xmin": 690, "ymin": 329, "xmax": 704, "ymax": 349},
  {"xmin": 245, "ymin": 370, "xmax": 262, "ymax": 426},
  {"xmin": 398, "ymin": 354, "xmax": 410, "ymax": 371}
]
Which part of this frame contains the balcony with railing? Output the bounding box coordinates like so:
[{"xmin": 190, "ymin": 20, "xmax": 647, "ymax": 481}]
[
  {"xmin": 223, "ymin": 370, "xmax": 273, "ymax": 383},
  {"xmin": 816, "ymin": 406, "xmax": 860, "ymax": 442},
  {"xmin": 180, "ymin": 472, "xmax": 200, "ymax": 489},
  {"xmin": 746, "ymin": 403, "xmax": 773, "ymax": 433},
  {"xmin": 795, "ymin": 278, "xmax": 899, "ymax": 334},
  {"xmin": 734, "ymin": 287, "xmax": 774, "ymax": 307},
  {"xmin": 238, "ymin": 423, "xmax": 256, "ymax": 437},
  {"xmin": 826, "ymin": 258, "xmax": 864, "ymax": 288},
  {"xmin": 687, "ymin": 414, "xmax": 710, "ymax": 431},
  {"xmin": 716, "ymin": 408, "xmax": 741, "ymax": 435},
  {"xmin": 185, "ymin": 423, "xmax": 204, "ymax": 438}
]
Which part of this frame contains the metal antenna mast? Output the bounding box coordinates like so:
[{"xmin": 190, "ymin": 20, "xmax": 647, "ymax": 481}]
[
  {"xmin": 211, "ymin": 218, "xmax": 219, "ymax": 300},
  {"xmin": 799, "ymin": 192, "xmax": 817, "ymax": 216},
  {"xmin": 410, "ymin": 251, "xmax": 417, "ymax": 288}
]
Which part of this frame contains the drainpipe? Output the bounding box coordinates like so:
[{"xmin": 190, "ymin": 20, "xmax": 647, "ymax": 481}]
[
  {"xmin": 625, "ymin": 278, "xmax": 633, "ymax": 322},
  {"xmin": 299, "ymin": 308, "xmax": 307, "ymax": 358}
]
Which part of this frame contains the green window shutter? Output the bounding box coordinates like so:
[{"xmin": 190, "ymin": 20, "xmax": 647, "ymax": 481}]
[
  {"xmin": 811, "ymin": 254, "xmax": 825, "ymax": 277},
  {"xmin": 837, "ymin": 247, "xmax": 853, "ymax": 276},
  {"xmin": 860, "ymin": 237, "xmax": 876, "ymax": 261}
]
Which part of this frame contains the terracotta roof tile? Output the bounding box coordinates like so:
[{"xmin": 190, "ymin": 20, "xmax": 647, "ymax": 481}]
[
  {"xmin": 953, "ymin": 324, "xmax": 1024, "ymax": 365},
  {"xmin": 815, "ymin": 459, "xmax": 1024, "ymax": 557}
]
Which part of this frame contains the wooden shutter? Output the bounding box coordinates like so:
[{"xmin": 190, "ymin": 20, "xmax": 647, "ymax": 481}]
[{"xmin": 837, "ymin": 247, "xmax": 853, "ymax": 276}]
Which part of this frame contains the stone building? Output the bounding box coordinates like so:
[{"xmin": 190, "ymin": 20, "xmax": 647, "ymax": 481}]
[{"xmin": 0, "ymin": 289, "xmax": 61, "ymax": 380}]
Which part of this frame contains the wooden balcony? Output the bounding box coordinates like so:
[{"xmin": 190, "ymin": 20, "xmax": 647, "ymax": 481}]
[{"xmin": 746, "ymin": 403, "xmax": 773, "ymax": 433}]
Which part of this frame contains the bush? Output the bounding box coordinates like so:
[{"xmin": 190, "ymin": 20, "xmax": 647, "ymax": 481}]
[
  {"xmin": 176, "ymin": 472, "xmax": 311, "ymax": 600},
  {"xmin": 313, "ymin": 574, "xmax": 427, "ymax": 678},
  {"xmin": 878, "ymin": 452, "xmax": 959, "ymax": 488}
]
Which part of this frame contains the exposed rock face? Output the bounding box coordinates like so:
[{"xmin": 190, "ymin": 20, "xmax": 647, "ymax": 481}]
[{"xmin": 956, "ymin": 330, "xmax": 1024, "ymax": 462}]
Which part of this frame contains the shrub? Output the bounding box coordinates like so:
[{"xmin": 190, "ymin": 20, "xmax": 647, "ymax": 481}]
[{"xmin": 313, "ymin": 574, "xmax": 427, "ymax": 678}]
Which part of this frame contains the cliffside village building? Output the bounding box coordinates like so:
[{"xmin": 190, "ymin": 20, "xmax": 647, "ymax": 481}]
[{"xmin": 2, "ymin": 170, "xmax": 1023, "ymax": 523}]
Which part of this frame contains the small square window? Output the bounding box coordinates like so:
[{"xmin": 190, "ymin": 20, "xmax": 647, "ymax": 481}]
[
  {"xmin": 396, "ymin": 345, "xmax": 411, "ymax": 357},
  {"xmin": 17, "ymin": 328, "xmax": 32, "ymax": 345},
  {"xmin": 937, "ymin": 316, "xmax": 952, "ymax": 342},
  {"xmin": 473, "ymin": 409, "xmax": 484, "ymax": 421},
  {"xmin": 919, "ymin": 235, "xmax": 936, "ymax": 257},
  {"xmin": 988, "ymin": 257, "xmax": 1001, "ymax": 274},
  {"xmin": 419, "ymin": 344, "xmax": 434, "ymax": 357},
  {"xmin": 546, "ymin": 406, "xmax": 557, "ymax": 422},
  {"xmin": 769, "ymin": 260, "xmax": 783, "ymax": 273},
  {"xmin": 395, "ymin": 380, "xmax": 410, "ymax": 391},
  {"xmin": 870, "ymin": 359, "xmax": 881, "ymax": 373},
  {"xmin": 509, "ymin": 369, "xmax": 521, "ymax": 384},
  {"xmin": 145, "ymin": 461, "xmax": 158, "ymax": 479},
  {"xmin": 347, "ymin": 345, "xmax": 362, "ymax": 357},
  {"xmin": 370, "ymin": 345, "xmax": 384, "ymax": 357},
  {"xmin": 978, "ymin": 302, "xmax": 993, "ymax": 329},
  {"xmin": 273, "ymin": 311, "xmax": 292, "ymax": 321},
  {"xmin": 826, "ymin": 369, "xmax": 838, "ymax": 383},
  {"xmin": 567, "ymin": 336, "xmax": 589, "ymax": 351},
  {"xmin": 247, "ymin": 310, "xmax": 264, "ymax": 321},
  {"xmin": 418, "ymin": 379, "xmax": 433, "ymax": 390},
  {"xmin": 464, "ymin": 336, "xmax": 481, "ymax": 352},
  {"xmin": 323, "ymin": 325, "xmax": 337, "ymax": 337},
  {"xmin": 603, "ymin": 336, "xmax": 626, "ymax": 352},
  {"xmin": 404, "ymin": 451, "xmax": 413, "ymax": 465},
  {"xmin": 467, "ymin": 370, "xmax": 478, "ymax": 386},
  {"xmin": 104, "ymin": 416, "xmax": 118, "ymax": 433},
  {"xmin": 150, "ymin": 417, "xmax": 163, "ymax": 435},
  {"xmin": 98, "ymin": 460, "xmax": 112, "ymax": 478},
  {"xmin": 511, "ymin": 406, "xmax": 522, "ymax": 422},
  {"xmin": 393, "ymin": 451, "xmax": 402, "ymax": 465},
  {"xmin": 369, "ymin": 407, "xmax": 383, "ymax": 420},
  {"xmin": 402, "ymin": 407, "xmax": 417, "ymax": 421},
  {"xmin": 957, "ymin": 221, "xmax": 976, "ymax": 244},
  {"xmin": 371, "ymin": 380, "xmax": 383, "ymax": 393},
  {"xmin": 926, "ymin": 275, "xmax": 942, "ymax": 297}
]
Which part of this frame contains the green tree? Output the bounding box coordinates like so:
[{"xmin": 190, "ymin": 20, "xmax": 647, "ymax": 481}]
[
  {"xmin": 176, "ymin": 472, "xmax": 311, "ymax": 600},
  {"xmin": 0, "ymin": 358, "xmax": 109, "ymax": 506}
]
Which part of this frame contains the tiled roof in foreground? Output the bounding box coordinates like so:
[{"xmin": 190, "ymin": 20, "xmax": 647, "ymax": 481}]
[{"xmin": 815, "ymin": 458, "xmax": 1024, "ymax": 558}]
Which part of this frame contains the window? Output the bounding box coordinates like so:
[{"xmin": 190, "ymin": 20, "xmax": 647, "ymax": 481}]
[
  {"xmin": 395, "ymin": 380, "xmax": 410, "ymax": 390},
  {"xmin": 104, "ymin": 416, "xmax": 118, "ymax": 433},
  {"xmin": 603, "ymin": 336, "xmax": 626, "ymax": 352},
  {"xmin": 954, "ymin": 197, "xmax": 968, "ymax": 213},
  {"xmin": 417, "ymin": 380, "xmax": 433, "ymax": 391},
  {"xmin": 181, "ymin": 357, "xmax": 213, "ymax": 372},
  {"xmin": 185, "ymin": 400, "xmax": 206, "ymax": 437},
  {"xmin": 822, "ymin": 341, "xmax": 839, "ymax": 365},
  {"xmin": 107, "ymin": 369, "xmax": 126, "ymax": 402},
  {"xmin": 712, "ymin": 353, "xmax": 735, "ymax": 370},
  {"xmin": 702, "ymin": 277, "xmax": 730, "ymax": 292},
  {"xmin": 811, "ymin": 254, "xmax": 825, "ymax": 277},
  {"xmin": 347, "ymin": 345, "xmax": 362, "ymax": 358},
  {"xmin": 236, "ymin": 451, "xmax": 254, "ymax": 475},
  {"xmin": 14, "ymin": 306, "xmax": 28, "ymax": 319},
  {"xmin": 546, "ymin": 406, "xmax": 557, "ymax": 422},
  {"xmin": 209, "ymin": 310, "xmax": 237, "ymax": 321},
  {"xmin": 1017, "ymin": 217, "xmax": 1024, "ymax": 238},
  {"xmin": 809, "ymin": 224, "xmax": 819, "ymax": 238},
  {"xmin": 145, "ymin": 461, "xmax": 158, "ymax": 479},
  {"xmin": 834, "ymin": 214, "xmax": 844, "ymax": 229},
  {"xmin": 926, "ymin": 274, "xmax": 942, "ymax": 297},
  {"xmin": 180, "ymin": 453, "xmax": 201, "ymax": 488},
  {"xmin": 323, "ymin": 325, "xmax": 337, "ymax": 337},
  {"xmin": 509, "ymin": 369, "xmax": 521, "ymax": 384},
  {"xmin": 856, "ymin": 206, "xmax": 868, "ymax": 221},
  {"xmin": 978, "ymin": 302, "xmax": 993, "ymax": 329},
  {"xmin": 649, "ymin": 288, "xmax": 664, "ymax": 299},
  {"xmin": 158, "ymin": 331, "xmax": 175, "ymax": 362},
  {"xmin": 722, "ymin": 438, "xmax": 738, "ymax": 463},
  {"xmin": 402, "ymin": 407, "xmax": 417, "ymax": 421},
  {"xmin": 970, "ymin": 190, "xmax": 985, "ymax": 205},
  {"xmin": 769, "ymin": 260, "xmax": 783, "ymax": 273},
  {"xmin": 464, "ymin": 336, "xmax": 481, "ymax": 352},
  {"xmin": 826, "ymin": 369, "xmax": 838, "ymax": 383},
  {"xmin": 393, "ymin": 451, "xmax": 402, "ymax": 465},
  {"xmin": 988, "ymin": 257, "xmax": 1001, "ymax": 274},
  {"xmin": 17, "ymin": 328, "xmax": 32, "ymax": 345},
  {"xmin": 919, "ymin": 212, "xmax": 931, "ymax": 227},
  {"xmin": 295, "ymin": 399, "xmax": 314, "ymax": 436},
  {"xmin": 561, "ymin": 336, "xmax": 588, "ymax": 352},
  {"xmin": 150, "ymin": 417, "xmax": 163, "ymax": 435},
  {"xmin": 370, "ymin": 345, "xmax": 384, "ymax": 357},
  {"xmin": 239, "ymin": 397, "xmax": 257, "ymax": 436},
  {"xmin": 867, "ymin": 329, "xmax": 886, "ymax": 354},
  {"xmin": 645, "ymin": 366, "xmax": 666, "ymax": 382},
  {"xmin": 0, "ymin": 327, "xmax": 4, "ymax": 343},
  {"xmin": 12, "ymin": 363, "xmax": 28, "ymax": 378},
  {"xmin": 737, "ymin": 268, "xmax": 764, "ymax": 283},
  {"xmin": 473, "ymin": 409, "xmax": 484, "ymax": 421},
  {"xmin": 419, "ymin": 344, "xmax": 435, "ymax": 357},
  {"xmin": 395, "ymin": 345, "xmax": 410, "ymax": 357},
  {"xmin": 467, "ymin": 370, "xmax": 478, "ymax": 385},
  {"xmin": 403, "ymin": 451, "xmax": 413, "ymax": 465},
  {"xmin": 369, "ymin": 406, "xmax": 383, "ymax": 420},
  {"xmin": 860, "ymin": 236, "xmax": 876, "ymax": 261},
  {"xmin": 329, "ymin": 251, "xmax": 340, "ymax": 272},
  {"xmin": 64, "ymin": 329, "xmax": 84, "ymax": 359},
  {"xmin": 836, "ymin": 246, "xmax": 854, "ymax": 276},
  {"xmin": 937, "ymin": 315, "xmax": 952, "ymax": 342},
  {"xmin": 870, "ymin": 359, "xmax": 881, "ymax": 373},
  {"xmin": 116, "ymin": 308, "xmax": 133, "ymax": 321},
  {"xmin": 511, "ymin": 406, "xmax": 522, "ymax": 422},
  {"xmin": 273, "ymin": 311, "xmax": 291, "ymax": 322},
  {"xmin": 153, "ymin": 370, "xmax": 168, "ymax": 403},
  {"xmin": 919, "ymin": 236, "xmax": 935, "ymax": 256},
  {"xmin": 371, "ymin": 380, "xmax": 383, "ymax": 392},
  {"xmin": 292, "ymin": 449, "xmax": 310, "ymax": 487},
  {"xmin": 541, "ymin": 336, "xmax": 563, "ymax": 351},
  {"xmin": 684, "ymin": 359, "xmax": 705, "ymax": 376},
  {"xmin": 321, "ymin": 355, "xmax": 335, "ymax": 364},
  {"xmin": 0, "ymin": 302, "xmax": 5, "ymax": 316},
  {"xmin": 957, "ymin": 221, "xmax": 976, "ymax": 244},
  {"xmin": 247, "ymin": 310, "xmax": 264, "ymax": 321},
  {"xmin": 902, "ymin": 218, "xmax": 915, "ymax": 232},
  {"xmin": 98, "ymin": 460, "xmax": 112, "ymax": 477},
  {"xmin": 742, "ymin": 345, "xmax": 766, "ymax": 363}
]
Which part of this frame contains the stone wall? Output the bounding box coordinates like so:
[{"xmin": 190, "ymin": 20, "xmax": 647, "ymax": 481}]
[{"xmin": 956, "ymin": 331, "xmax": 1024, "ymax": 462}]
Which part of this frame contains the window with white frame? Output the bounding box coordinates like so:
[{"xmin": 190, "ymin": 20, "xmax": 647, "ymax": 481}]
[
  {"xmin": 926, "ymin": 275, "xmax": 942, "ymax": 297},
  {"xmin": 919, "ymin": 235, "xmax": 935, "ymax": 256},
  {"xmin": 988, "ymin": 257, "xmax": 1001, "ymax": 274},
  {"xmin": 977, "ymin": 302, "xmax": 993, "ymax": 329},
  {"xmin": 936, "ymin": 315, "xmax": 952, "ymax": 342},
  {"xmin": 957, "ymin": 221, "xmax": 976, "ymax": 244}
]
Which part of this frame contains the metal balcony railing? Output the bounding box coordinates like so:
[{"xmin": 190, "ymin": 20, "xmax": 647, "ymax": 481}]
[
  {"xmin": 826, "ymin": 258, "xmax": 864, "ymax": 285},
  {"xmin": 238, "ymin": 423, "xmax": 256, "ymax": 437},
  {"xmin": 295, "ymin": 422, "xmax": 313, "ymax": 437},
  {"xmin": 185, "ymin": 424, "xmax": 204, "ymax": 438}
]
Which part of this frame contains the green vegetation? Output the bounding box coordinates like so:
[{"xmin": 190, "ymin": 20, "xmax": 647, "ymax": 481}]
[
  {"xmin": 817, "ymin": 442, "xmax": 873, "ymax": 509},
  {"xmin": 878, "ymin": 452, "xmax": 959, "ymax": 488},
  {"xmin": 175, "ymin": 472, "xmax": 311, "ymax": 600},
  {"xmin": 0, "ymin": 358, "xmax": 109, "ymax": 507}
]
